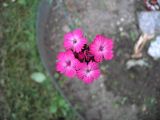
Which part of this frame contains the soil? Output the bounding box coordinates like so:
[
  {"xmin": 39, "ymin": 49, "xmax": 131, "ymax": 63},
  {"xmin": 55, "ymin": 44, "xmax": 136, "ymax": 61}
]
[{"xmin": 41, "ymin": 0, "xmax": 160, "ymax": 120}]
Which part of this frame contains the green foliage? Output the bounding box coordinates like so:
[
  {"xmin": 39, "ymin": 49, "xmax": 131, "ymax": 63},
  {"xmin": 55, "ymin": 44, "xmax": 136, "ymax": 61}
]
[
  {"xmin": 50, "ymin": 94, "xmax": 71, "ymax": 117},
  {"xmin": 129, "ymin": 31, "xmax": 137, "ymax": 42},
  {"xmin": 144, "ymin": 97, "xmax": 157, "ymax": 109},
  {"xmin": 112, "ymin": 96, "xmax": 128, "ymax": 108},
  {"xmin": 47, "ymin": 0, "xmax": 53, "ymax": 5},
  {"xmin": 0, "ymin": 0, "xmax": 75, "ymax": 120},
  {"xmin": 17, "ymin": 0, "xmax": 27, "ymax": 5}
]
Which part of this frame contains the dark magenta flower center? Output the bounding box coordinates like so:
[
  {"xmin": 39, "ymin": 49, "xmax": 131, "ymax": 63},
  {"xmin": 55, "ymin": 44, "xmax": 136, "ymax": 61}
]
[
  {"xmin": 73, "ymin": 39, "xmax": 77, "ymax": 44},
  {"xmin": 99, "ymin": 46, "xmax": 104, "ymax": 51},
  {"xmin": 66, "ymin": 60, "xmax": 71, "ymax": 66},
  {"xmin": 73, "ymin": 44, "xmax": 95, "ymax": 63},
  {"xmin": 86, "ymin": 69, "xmax": 91, "ymax": 73}
]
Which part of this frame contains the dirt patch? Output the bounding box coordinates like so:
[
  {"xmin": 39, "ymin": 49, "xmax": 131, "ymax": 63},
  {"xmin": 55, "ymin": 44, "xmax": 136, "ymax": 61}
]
[{"xmin": 42, "ymin": 0, "xmax": 160, "ymax": 120}]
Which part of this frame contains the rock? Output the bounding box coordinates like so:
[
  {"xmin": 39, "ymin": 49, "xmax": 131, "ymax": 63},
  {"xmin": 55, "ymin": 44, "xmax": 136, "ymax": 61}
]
[
  {"xmin": 138, "ymin": 12, "xmax": 160, "ymax": 35},
  {"xmin": 100, "ymin": 83, "xmax": 104, "ymax": 88},
  {"xmin": 120, "ymin": 17, "xmax": 124, "ymax": 22},
  {"xmin": 116, "ymin": 21, "xmax": 121, "ymax": 26},
  {"xmin": 119, "ymin": 27, "xmax": 124, "ymax": 32},
  {"xmin": 126, "ymin": 59, "xmax": 149, "ymax": 69},
  {"xmin": 62, "ymin": 25, "xmax": 70, "ymax": 32},
  {"xmin": 148, "ymin": 36, "xmax": 160, "ymax": 60},
  {"xmin": 142, "ymin": 105, "xmax": 147, "ymax": 112}
]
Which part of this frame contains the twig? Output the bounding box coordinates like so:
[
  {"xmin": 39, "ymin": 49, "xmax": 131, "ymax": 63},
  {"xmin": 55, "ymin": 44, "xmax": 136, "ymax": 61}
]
[{"xmin": 131, "ymin": 33, "xmax": 154, "ymax": 58}]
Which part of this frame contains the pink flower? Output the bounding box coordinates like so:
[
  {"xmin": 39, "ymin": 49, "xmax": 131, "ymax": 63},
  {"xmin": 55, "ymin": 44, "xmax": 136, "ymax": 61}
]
[
  {"xmin": 64, "ymin": 28, "xmax": 87, "ymax": 52},
  {"xmin": 56, "ymin": 50, "xmax": 79, "ymax": 78},
  {"xmin": 90, "ymin": 35, "xmax": 114, "ymax": 62},
  {"xmin": 77, "ymin": 62, "xmax": 100, "ymax": 84}
]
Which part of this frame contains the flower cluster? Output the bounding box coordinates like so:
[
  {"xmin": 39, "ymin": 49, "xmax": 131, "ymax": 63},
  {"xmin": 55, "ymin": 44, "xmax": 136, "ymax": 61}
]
[{"xmin": 56, "ymin": 28, "xmax": 114, "ymax": 84}]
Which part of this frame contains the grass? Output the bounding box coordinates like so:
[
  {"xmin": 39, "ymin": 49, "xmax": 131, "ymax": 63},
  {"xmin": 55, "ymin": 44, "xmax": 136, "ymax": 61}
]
[{"xmin": 0, "ymin": 0, "xmax": 76, "ymax": 120}]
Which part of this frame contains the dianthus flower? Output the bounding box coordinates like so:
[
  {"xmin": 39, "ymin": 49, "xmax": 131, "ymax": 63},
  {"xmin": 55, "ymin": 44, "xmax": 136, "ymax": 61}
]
[
  {"xmin": 77, "ymin": 62, "xmax": 100, "ymax": 84},
  {"xmin": 90, "ymin": 35, "xmax": 114, "ymax": 62},
  {"xmin": 64, "ymin": 28, "xmax": 87, "ymax": 52},
  {"xmin": 56, "ymin": 50, "xmax": 79, "ymax": 78}
]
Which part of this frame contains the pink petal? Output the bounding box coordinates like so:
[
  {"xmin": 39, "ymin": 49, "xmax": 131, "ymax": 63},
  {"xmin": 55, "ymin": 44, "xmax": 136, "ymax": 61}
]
[
  {"xmin": 94, "ymin": 55, "xmax": 103, "ymax": 62},
  {"xmin": 64, "ymin": 32, "xmax": 73, "ymax": 40},
  {"xmin": 65, "ymin": 68, "xmax": 76, "ymax": 78},
  {"xmin": 83, "ymin": 76, "xmax": 93, "ymax": 84},
  {"xmin": 76, "ymin": 62, "xmax": 86, "ymax": 70},
  {"xmin": 81, "ymin": 38, "xmax": 87, "ymax": 44},
  {"xmin": 74, "ymin": 38, "xmax": 87, "ymax": 52},
  {"xmin": 92, "ymin": 69, "xmax": 101, "ymax": 79},
  {"xmin": 65, "ymin": 50, "xmax": 74, "ymax": 58},
  {"xmin": 104, "ymin": 40, "xmax": 114, "ymax": 50},
  {"xmin": 56, "ymin": 62, "xmax": 65, "ymax": 73},
  {"xmin": 104, "ymin": 50, "xmax": 114, "ymax": 60},
  {"xmin": 88, "ymin": 62, "xmax": 99, "ymax": 69},
  {"xmin": 77, "ymin": 70, "xmax": 85, "ymax": 80},
  {"xmin": 74, "ymin": 43, "xmax": 84, "ymax": 52},
  {"xmin": 73, "ymin": 28, "xmax": 83, "ymax": 38},
  {"xmin": 64, "ymin": 32, "xmax": 73, "ymax": 49},
  {"xmin": 57, "ymin": 52, "xmax": 65, "ymax": 60}
]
